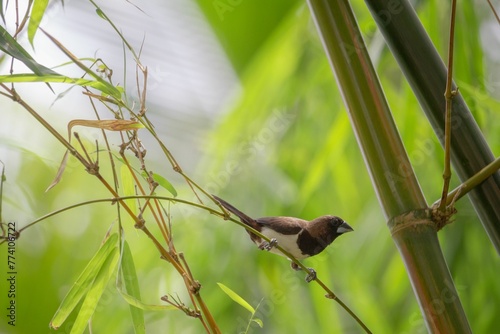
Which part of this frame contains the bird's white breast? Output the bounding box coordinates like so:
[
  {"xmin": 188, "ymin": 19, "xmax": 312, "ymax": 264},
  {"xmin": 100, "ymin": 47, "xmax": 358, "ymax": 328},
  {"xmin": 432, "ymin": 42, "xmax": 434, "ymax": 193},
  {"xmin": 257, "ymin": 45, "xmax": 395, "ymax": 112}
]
[{"xmin": 258, "ymin": 227, "xmax": 308, "ymax": 259}]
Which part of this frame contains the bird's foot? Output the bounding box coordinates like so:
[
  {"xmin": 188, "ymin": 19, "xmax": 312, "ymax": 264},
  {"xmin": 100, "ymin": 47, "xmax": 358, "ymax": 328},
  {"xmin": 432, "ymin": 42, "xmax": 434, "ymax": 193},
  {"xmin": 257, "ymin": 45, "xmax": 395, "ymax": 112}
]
[
  {"xmin": 290, "ymin": 263, "xmax": 316, "ymax": 282},
  {"xmin": 305, "ymin": 268, "xmax": 317, "ymax": 283},
  {"xmin": 259, "ymin": 238, "xmax": 278, "ymax": 251}
]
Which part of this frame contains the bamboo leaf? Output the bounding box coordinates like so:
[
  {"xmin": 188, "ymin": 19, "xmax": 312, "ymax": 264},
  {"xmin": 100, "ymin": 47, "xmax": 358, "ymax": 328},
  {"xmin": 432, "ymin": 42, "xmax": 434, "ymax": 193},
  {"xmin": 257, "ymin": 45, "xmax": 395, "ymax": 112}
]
[
  {"xmin": 121, "ymin": 165, "xmax": 137, "ymax": 215},
  {"xmin": 117, "ymin": 239, "xmax": 174, "ymax": 313},
  {"xmin": 95, "ymin": 8, "xmax": 106, "ymax": 20},
  {"xmin": 120, "ymin": 240, "xmax": 145, "ymax": 334},
  {"xmin": 50, "ymin": 233, "xmax": 118, "ymax": 329},
  {"xmin": 141, "ymin": 171, "xmax": 177, "ymax": 197},
  {"xmin": 45, "ymin": 150, "xmax": 69, "ymax": 192},
  {"xmin": 252, "ymin": 318, "xmax": 264, "ymax": 328},
  {"xmin": 70, "ymin": 246, "xmax": 120, "ymax": 334},
  {"xmin": 217, "ymin": 283, "xmax": 255, "ymax": 314},
  {"xmin": 68, "ymin": 119, "xmax": 144, "ymax": 132},
  {"xmin": 0, "ymin": 0, "xmax": 5, "ymax": 23},
  {"xmin": 0, "ymin": 74, "xmax": 122, "ymax": 99},
  {"xmin": 28, "ymin": 0, "xmax": 49, "ymax": 45},
  {"xmin": 116, "ymin": 284, "xmax": 177, "ymax": 311},
  {"xmin": 0, "ymin": 25, "xmax": 59, "ymax": 76}
]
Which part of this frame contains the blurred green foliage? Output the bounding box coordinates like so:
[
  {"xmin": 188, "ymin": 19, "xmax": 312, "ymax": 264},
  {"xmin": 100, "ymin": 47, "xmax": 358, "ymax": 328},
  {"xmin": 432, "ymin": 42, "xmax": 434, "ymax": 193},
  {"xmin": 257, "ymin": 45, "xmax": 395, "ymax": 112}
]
[{"xmin": 1, "ymin": 0, "xmax": 499, "ymax": 333}]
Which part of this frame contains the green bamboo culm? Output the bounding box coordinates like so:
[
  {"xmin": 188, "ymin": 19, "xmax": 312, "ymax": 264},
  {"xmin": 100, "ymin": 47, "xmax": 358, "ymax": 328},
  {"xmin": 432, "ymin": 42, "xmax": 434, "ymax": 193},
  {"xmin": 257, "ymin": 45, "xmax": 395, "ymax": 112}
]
[
  {"xmin": 364, "ymin": 0, "xmax": 500, "ymax": 252},
  {"xmin": 306, "ymin": 0, "xmax": 471, "ymax": 332}
]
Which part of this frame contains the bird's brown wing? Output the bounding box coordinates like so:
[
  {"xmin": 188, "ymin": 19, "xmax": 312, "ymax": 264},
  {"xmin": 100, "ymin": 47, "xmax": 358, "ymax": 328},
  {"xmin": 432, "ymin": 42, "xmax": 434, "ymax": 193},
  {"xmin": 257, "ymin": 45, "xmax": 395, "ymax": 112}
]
[{"xmin": 256, "ymin": 217, "xmax": 306, "ymax": 235}]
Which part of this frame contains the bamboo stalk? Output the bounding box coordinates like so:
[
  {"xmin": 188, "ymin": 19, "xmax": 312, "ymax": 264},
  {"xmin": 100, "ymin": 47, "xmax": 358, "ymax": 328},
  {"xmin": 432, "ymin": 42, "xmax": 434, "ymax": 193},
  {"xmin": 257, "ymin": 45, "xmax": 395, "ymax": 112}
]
[
  {"xmin": 306, "ymin": 0, "xmax": 471, "ymax": 332},
  {"xmin": 364, "ymin": 0, "xmax": 500, "ymax": 252}
]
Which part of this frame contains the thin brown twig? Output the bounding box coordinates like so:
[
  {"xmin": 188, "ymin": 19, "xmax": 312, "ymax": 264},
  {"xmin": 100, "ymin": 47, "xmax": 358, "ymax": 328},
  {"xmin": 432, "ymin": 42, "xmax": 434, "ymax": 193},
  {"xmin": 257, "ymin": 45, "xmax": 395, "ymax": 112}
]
[
  {"xmin": 487, "ymin": 0, "xmax": 500, "ymax": 25},
  {"xmin": 438, "ymin": 0, "xmax": 458, "ymax": 212},
  {"xmin": 13, "ymin": 0, "xmax": 32, "ymax": 38},
  {"xmin": 86, "ymin": 90, "xmax": 123, "ymax": 232}
]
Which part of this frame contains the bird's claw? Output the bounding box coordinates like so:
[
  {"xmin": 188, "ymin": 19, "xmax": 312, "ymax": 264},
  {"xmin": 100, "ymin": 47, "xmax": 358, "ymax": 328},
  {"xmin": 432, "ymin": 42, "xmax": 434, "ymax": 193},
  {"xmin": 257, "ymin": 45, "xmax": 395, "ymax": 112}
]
[
  {"xmin": 305, "ymin": 268, "xmax": 317, "ymax": 283},
  {"xmin": 259, "ymin": 238, "xmax": 278, "ymax": 251},
  {"xmin": 289, "ymin": 263, "xmax": 316, "ymax": 282}
]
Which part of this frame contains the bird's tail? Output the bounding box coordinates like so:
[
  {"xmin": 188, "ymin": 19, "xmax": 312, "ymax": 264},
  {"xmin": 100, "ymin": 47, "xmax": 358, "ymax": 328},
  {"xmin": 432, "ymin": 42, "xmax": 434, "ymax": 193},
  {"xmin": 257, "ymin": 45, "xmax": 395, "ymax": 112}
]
[{"xmin": 212, "ymin": 195, "xmax": 259, "ymax": 230}]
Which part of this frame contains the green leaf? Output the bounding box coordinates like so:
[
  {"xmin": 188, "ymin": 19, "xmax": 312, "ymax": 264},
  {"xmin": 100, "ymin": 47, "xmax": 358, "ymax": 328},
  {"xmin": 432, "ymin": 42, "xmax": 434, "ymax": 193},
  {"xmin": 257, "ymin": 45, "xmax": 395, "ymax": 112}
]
[
  {"xmin": 116, "ymin": 241, "xmax": 176, "ymax": 312},
  {"xmin": 70, "ymin": 246, "xmax": 120, "ymax": 334},
  {"xmin": 217, "ymin": 282, "xmax": 255, "ymax": 314},
  {"xmin": 0, "ymin": 0, "xmax": 5, "ymax": 24},
  {"xmin": 120, "ymin": 241, "xmax": 145, "ymax": 334},
  {"xmin": 0, "ymin": 25, "xmax": 59, "ymax": 76},
  {"xmin": 50, "ymin": 233, "xmax": 118, "ymax": 329},
  {"xmin": 141, "ymin": 171, "xmax": 177, "ymax": 197},
  {"xmin": 121, "ymin": 165, "xmax": 137, "ymax": 215},
  {"xmin": 95, "ymin": 8, "xmax": 106, "ymax": 20},
  {"xmin": 252, "ymin": 318, "xmax": 264, "ymax": 328},
  {"xmin": 0, "ymin": 73, "xmax": 122, "ymax": 99},
  {"xmin": 68, "ymin": 119, "xmax": 144, "ymax": 132},
  {"xmin": 28, "ymin": 0, "xmax": 49, "ymax": 45}
]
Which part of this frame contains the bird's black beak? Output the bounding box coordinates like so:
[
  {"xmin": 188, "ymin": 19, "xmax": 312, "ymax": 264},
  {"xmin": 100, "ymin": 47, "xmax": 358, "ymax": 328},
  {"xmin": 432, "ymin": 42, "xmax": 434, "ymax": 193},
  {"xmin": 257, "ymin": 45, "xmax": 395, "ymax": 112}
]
[{"xmin": 338, "ymin": 221, "xmax": 354, "ymax": 234}]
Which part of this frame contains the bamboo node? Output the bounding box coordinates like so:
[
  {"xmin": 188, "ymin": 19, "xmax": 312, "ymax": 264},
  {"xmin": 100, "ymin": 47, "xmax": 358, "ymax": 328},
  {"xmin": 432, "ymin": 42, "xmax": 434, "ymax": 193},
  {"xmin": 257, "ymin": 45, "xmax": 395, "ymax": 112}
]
[{"xmin": 389, "ymin": 209, "xmax": 435, "ymax": 236}]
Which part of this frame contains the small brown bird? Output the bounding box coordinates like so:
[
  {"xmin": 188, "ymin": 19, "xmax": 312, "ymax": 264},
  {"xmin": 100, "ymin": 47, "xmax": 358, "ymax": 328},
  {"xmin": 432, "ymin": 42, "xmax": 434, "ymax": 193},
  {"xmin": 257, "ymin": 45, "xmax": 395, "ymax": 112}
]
[{"xmin": 213, "ymin": 195, "xmax": 353, "ymax": 282}]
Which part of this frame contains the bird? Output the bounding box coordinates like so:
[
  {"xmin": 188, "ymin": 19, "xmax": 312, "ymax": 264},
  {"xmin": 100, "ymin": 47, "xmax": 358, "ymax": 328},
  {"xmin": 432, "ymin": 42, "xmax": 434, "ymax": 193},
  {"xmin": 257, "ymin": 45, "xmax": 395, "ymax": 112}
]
[{"xmin": 213, "ymin": 195, "xmax": 353, "ymax": 282}]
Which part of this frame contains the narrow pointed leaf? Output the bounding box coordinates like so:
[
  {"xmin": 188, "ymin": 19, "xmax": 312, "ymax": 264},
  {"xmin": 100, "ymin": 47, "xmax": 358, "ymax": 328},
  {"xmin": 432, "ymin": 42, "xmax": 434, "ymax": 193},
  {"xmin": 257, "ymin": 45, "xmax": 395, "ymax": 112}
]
[
  {"xmin": 121, "ymin": 165, "xmax": 137, "ymax": 215},
  {"xmin": 141, "ymin": 171, "xmax": 177, "ymax": 197},
  {"xmin": 217, "ymin": 283, "xmax": 255, "ymax": 314},
  {"xmin": 117, "ymin": 242, "xmax": 176, "ymax": 311},
  {"xmin": 45, "ymin": 150, "xmax": 69, "ymax": 192},
  {"xmin": 120, "ymin": 240, "xmax": 145, "ymax": 334},
  {"xmin": 252, "ymin": 318, "xmax": 264, "ymax": 328},
  {"xmin": 50, "ymin": 233, "xmax": 118, "ymax": 329},
  {"xmin": 95, "ymin": 8, "xmax": 106, "ymax": 20},
  {"xmin": 0, "ymin": 25, "xmax": 59, "ymax": 76},
  {"xmin": 68, "ymin": 119, "xmax": 144, "ymax": 132},
  {"xmin": 0, "ymin": 0, "xmax": 5, "ymax": 23},
  {"xmin": 70, "ymin": 247, "xmax": 120, "ymax": 334},
  {"xmin": 0, "ymin": 74, "xmax": 122, "ymax": 99},
  {"xmin": 28, "ymin": 0, "xmax": 49, "ymax": 45}
]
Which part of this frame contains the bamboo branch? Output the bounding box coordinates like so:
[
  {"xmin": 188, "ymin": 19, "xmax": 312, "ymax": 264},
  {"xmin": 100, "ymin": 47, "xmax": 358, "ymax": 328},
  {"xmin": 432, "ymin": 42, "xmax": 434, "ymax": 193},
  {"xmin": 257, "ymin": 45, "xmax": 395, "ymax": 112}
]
[
  {"xmin": 438, "ymin": 0, "xmax": 458, "ymax": 212},
  {"xmin": 434, "ymin": 156, "xmax": 500, "ymax": 208}
]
